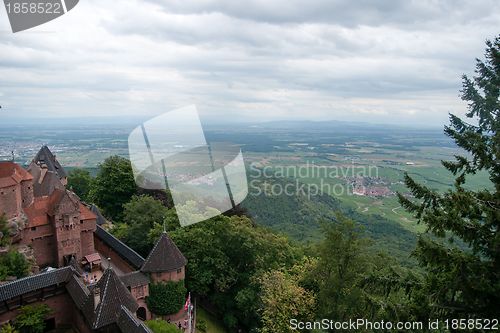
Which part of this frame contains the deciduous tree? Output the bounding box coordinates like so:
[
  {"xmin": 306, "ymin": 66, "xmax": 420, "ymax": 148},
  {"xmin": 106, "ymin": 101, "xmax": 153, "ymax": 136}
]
[
  {"xmin": 67, "ymin": 168, "xmax": 92, "ymax": 202},
  {"xmin": 89, "ymin": 156, "xmax": 136, "ymax": 221},
  {"xmin": 258, "ymin": 262, "xmax": 316, "ymax": 333},
  {"xmin": 113, "ymin": 195, "xmax": 169, "ymax": 256}
]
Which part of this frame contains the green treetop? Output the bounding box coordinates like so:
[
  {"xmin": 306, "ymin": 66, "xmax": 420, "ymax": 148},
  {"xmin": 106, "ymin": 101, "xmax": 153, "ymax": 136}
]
[{"xmin": 398, "ymin": 36, "xmax": 500, "ymax": 318}]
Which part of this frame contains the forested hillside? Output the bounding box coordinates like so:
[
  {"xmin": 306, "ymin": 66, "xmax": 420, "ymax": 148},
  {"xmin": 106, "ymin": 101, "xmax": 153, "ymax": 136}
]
[{"xmin": 242, "ymin": 175, "xmax": 417, "ymax": 265}]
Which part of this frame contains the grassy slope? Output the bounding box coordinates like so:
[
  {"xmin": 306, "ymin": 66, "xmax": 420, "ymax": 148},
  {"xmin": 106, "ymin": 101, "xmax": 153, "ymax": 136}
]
[{"xmin": 196, "ymin": 306, "xmax": 228, "ymax": 333}]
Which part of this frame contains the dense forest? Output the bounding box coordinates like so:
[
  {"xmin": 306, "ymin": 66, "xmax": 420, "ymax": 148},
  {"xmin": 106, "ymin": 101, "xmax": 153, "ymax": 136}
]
[
  {"xmin": 242, "ymin": 174, "xmax": 417, "ymax": 266},
  {"xmin": 65, "ymin": 37, "xmax": 499, "ymax": 332}
]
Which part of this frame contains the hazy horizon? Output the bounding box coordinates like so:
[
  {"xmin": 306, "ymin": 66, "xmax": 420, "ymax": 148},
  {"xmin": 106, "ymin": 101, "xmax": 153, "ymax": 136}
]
[{"xmin": 0, "ymin": 113, "xmax": 448, "ymax": 130}]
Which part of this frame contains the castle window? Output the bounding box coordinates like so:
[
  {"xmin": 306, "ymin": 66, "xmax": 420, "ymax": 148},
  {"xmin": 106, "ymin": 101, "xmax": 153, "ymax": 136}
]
[
  {"xmin": 31, "ymin": 227, "xmax": 36, "ymax": 231},
  {"xmin": 177, "ymin": 268, "xmax": 182, "ymax": 274}
]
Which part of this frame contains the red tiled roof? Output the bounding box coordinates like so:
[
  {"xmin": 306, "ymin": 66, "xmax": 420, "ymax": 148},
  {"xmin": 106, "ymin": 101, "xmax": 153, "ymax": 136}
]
[
  {"xmin": 0, "ymin": 162, "xmax": 33, "ymax": 188},
  {"xmin": 24, "ymin": 197, "xmax": 50, "ymax": 227},
  {"xmin": 83, "ymin": 253, "xmax": 101, "ymax": 263},
  {"xmin": 25, "ymin": 192, "xmax": 96, "ymax": 227},
  {"xmin": 80, "ymin": 203, "xmax": 96, "ymax": 221}
]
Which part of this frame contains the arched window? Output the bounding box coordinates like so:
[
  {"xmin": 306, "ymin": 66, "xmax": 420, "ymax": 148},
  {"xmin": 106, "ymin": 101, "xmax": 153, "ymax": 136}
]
[{"xmin": 136, "ymin": 307, "xmax": 147, "ymax": 321}]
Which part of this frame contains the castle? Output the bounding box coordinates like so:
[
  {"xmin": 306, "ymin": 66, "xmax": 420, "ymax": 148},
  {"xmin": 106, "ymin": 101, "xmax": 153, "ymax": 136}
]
[{"xmin": 0, "ymin": 147, "xmax": 188, "ymax": 333}]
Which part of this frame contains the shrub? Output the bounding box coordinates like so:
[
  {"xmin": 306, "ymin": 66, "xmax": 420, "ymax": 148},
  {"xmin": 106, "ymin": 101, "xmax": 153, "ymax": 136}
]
[
  {"xmin": 0, "ymin": 251, "xmax": 30, "ymax": 279},
  {"xmin": 146, "ymin": 281, "xmax": 186, "ymax": 315},
  {"xmin": 196, "ymin": 319, "xmax": 207, "ymax": 332},
  {"xmin": 0, "ymin": 323, "xmax": 19, "ymax": 333},
  {"xmin": 0, "ymin": 214, "xmax": 10, "ymax": 247},
  {"xmin": 14, "ymin": 304, "xmax": 51, "ymax": 333}
]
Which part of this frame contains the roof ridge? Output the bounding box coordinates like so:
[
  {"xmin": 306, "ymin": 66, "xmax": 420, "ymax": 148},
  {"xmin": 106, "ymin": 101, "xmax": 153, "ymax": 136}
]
[
  {"xmin": 92, "ymin": 266, "xmax": 139, "ymax": 329},
  {"xmin": 118, "ymin": 306, "xmax": 154, "ymax": 333},
  {"xmin": 141, "ymin": 232, "xmax": 163, "ymax": 267},
  {"xmin": 93, "ymin": 268, "xmax": 111, "ymax": 329}
]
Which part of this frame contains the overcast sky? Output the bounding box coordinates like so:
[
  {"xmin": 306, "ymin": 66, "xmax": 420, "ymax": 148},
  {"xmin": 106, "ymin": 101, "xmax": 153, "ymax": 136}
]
[{"xmin": 0, "ymin": 0, "xmax": 498, "ymax": 126}]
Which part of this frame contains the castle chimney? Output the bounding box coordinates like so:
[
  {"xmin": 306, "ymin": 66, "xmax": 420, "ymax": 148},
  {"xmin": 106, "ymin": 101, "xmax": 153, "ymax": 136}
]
[{"xmin": 93, "ymin": 287, "xmax": 100, "ymax": 309}]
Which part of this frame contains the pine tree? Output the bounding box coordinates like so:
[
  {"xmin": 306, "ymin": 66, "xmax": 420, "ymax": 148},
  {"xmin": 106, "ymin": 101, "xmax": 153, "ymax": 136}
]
[{"xmin": 398, "ymin": 36, "xmax": 500, "ymax": 318}]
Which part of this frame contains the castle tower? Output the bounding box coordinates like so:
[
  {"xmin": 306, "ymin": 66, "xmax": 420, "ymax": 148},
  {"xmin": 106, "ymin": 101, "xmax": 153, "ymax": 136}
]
[
  {"xmin": 0, "ymin": 161, "xmax": 34, "ymax": 219},
  {"xmin": 140, "ymin": 231, "xmax": 187, "ymax": 283},
  {"xmin": 31, "ymin": 146, "xmax": 68, "ymax": 186},
  {"xmin": 49, "ymin": 189, "xmax": 84, "ymax": 266}
]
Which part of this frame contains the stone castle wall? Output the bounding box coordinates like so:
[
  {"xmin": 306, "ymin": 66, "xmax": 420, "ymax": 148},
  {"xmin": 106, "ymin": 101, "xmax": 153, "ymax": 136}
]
[
  {"xmin": 151, "ymin": 267, "xmax": 185, "ymax": 283},
  {"xmin": 0, "ymin": 184, "xmax": 22, "ymax": 219}
]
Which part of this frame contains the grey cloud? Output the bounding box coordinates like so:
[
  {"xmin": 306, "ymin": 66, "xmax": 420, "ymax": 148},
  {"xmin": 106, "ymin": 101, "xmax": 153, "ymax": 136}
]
[
  {"xmin": 143, "ymin": 0, "xmax": 497, "ymax": 27},
  {"xmin": 0, "ymin": 0, "xmax": 498, "ymax": 126}
]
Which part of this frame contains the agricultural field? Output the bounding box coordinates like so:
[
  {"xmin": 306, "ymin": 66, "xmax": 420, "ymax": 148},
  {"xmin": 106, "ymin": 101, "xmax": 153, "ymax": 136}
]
[
  {"xmin": 0, "ymin": 120, "xmax": 491, "ymax": 242},
  {"xmin": 237, "ymin": 124, "xmax": 492, "ymax": 235}
]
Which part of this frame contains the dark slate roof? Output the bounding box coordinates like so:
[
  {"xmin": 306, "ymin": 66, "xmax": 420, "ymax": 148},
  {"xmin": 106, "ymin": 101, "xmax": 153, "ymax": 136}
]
[
  {"xmin": 120, "ymin": 271, "xmax": 150, "ymax": 288},
  {"xmin": 95, "ymin": 225, "xmax": 145, "ymax": 269},
  {"xmin": 0, "ymin": 266, "xmax": 74, "ymax": 302},
  {"xmin": 27, "ymin": 164, "xmax": 65, "ymax": 197},
  {"xmin": 0, "ymin": 266, "xmax": 150, "ymax": 333},
  {"xmin": 117, "ymin": 306, "xmax": 153, "ymax": 333},
  {"xmin": 66, "ymin": 275, "xmax": 90, "ymax": 309},
  {"xmin": 141, "ymin": 232, "xmax": 187, "ymax": 273},
  {"xmin": 33, "ymin": 145, "xmax": 67, "ymax": 179},
  {"xmin": 90, "ymin": 205, "xmax": 107, "ymax": 226},
  {"xmin": 92, "ymin": 268, "xmax": 139, "ymax": 329},
  {"xmin": 80, "ymin": 288, "xmax": 97, "ymax": 325}
]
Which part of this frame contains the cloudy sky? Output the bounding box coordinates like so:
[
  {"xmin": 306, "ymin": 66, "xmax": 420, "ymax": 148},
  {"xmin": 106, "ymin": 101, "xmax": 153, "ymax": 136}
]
[{"xmin": 0, "ymin": 0, "xmax": 499, "ymax": 126}]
